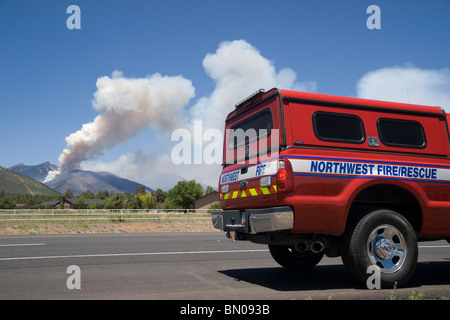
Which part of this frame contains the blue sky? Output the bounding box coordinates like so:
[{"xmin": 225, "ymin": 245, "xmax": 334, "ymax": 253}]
[{"xmin": 0, "ymin": 0, "xmax": 449, "ymax": 189}]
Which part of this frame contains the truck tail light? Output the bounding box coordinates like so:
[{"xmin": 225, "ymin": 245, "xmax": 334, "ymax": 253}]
[{"xmin": 277, "ymin": 159, "xmax": 294, "ymax": 193}]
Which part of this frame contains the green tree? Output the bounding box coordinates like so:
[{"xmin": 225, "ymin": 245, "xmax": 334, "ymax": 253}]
[
  {"xmin": 103, "ymin": 193, "xmax": 126, "ymax": 209},
  {"xmin": 167, "ymin": 180, "xmax": 204, "ymax": 209},
  {"xmin": 125, "ymin": 195, "xmax": 142, "ymax": 209},
  {"xmin": 153, "ymin": 188, "xmax": 167, "ymax": 203},
  {"xmin": 204, "ymin": 185, "xmax": 215, "ymax": 195},
  {"xmin": 140, "ymin": 193, "xmax": 156, "ymax": 209},
  {"xmin": 88, "ymin": 202, "xmax": 98, "ymax": 209},
  {"xmin": 134, "ymin": 185, "xmax": 147, "ymax": 196},
  {"xmin": 0, "ymin": 196, "xmax": 15, "ymax": 209},
  {"xmin": 76, "ymin": 196, "xmax": 86, "ymax": 209},
  {"xmin": 64, "ymin": 188, "xmax": 74, "ymax": 198},
  {"xmin": 80, "ymin": 189, "xmax": 95, "ymax": 199},
  {"xmin": 103, "ymin": 197, "xmax": 112, "ymax": 209},
  {"xmin": 96, "ymin": 190, "xmax": 110, "ymax": 199}
]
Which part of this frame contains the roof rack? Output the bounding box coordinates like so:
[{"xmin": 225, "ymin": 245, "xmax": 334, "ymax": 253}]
[{"xmin": 235, "ymin": 89, "xmax": 266, "ymax": 109}]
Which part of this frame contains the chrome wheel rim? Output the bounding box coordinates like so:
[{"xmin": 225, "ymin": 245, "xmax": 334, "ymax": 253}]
[{"xmin": 367, "ymin": 224, "xmax": 407, "ymax": 274}]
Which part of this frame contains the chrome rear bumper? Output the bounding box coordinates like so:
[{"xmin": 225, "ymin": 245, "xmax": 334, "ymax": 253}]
[{"xmin": 211, "ymin": 206, "xmax": 293, "ymax": 234}]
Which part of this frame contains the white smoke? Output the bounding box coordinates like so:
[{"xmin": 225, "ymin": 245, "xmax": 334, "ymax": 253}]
[
  {"xmin": 356, "ymin": 65, "xmax": 450, "ymax": 112},
  {"xmin": 56, "ymin": 71, "xmax": 195, "ymax": 173},
  {"xmin": 43, "ymin": 169, "xmax": 61, "ymax": 183},
  {"xmin": 190, "ymin": 40, "xmax": 317, "ymax": 130}
]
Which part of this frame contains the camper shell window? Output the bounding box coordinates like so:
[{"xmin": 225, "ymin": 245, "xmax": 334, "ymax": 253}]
[
  {"xmin": 377, "ymin": 118, "xmax": 426, "ymax": 148},
  {"xmin": 313, "ymin": 111, "xmax": 365, "ymax": 144}
]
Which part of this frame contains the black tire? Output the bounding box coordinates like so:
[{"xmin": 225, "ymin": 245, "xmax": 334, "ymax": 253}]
[
  {"xmin": 341, "ymin": 209, "xmax": 418, "ymax": 288},
  {"xmin": 268, "ymin": 245, "xmax": 323, "ymax": 270}
]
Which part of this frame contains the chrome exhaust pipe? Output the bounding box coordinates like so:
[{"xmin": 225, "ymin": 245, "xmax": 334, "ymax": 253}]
[
  {"xmin": 295, "ymin": 240, "xmax": 312, "ymax": 252},
  {"xmin": 295, "ymin": 237, "xmax": 330, "ymax": 253},
  {"xmin": 311, "ymin": 241, "xmax": 324, "ymax": 253},
  {"xmin": 311, "ymin": 237, "xmax": 329, "ymax": 253}
]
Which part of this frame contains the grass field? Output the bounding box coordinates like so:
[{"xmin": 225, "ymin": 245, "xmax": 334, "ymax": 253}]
[{"xmin": 0, "ymin": 209, "xmax": 219, "ymax": 235}]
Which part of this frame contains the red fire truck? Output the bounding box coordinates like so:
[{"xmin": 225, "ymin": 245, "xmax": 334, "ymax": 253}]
[{"xmin": 212, "ymin": 88, "xmax": 450, "ymax": 288}]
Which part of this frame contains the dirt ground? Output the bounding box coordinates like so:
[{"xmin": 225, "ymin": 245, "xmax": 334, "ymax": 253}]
[{"xmin": 0, "ymin": 219, "xmax": 220, "ymax": 235}]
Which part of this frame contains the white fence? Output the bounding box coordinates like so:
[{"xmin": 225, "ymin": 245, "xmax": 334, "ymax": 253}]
[{"xmin": 0, "ymin": 208, "xmax": 220, "ymax": 223}]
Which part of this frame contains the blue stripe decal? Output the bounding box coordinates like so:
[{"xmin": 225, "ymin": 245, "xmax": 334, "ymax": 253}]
[
  {"xmin": 280, "ymin": 155, "xmax": 450, "ymax": 169},
  {"xmin": 294, "ymin": 173, "xmax": 450, "ymax": 185},
  {"xmin": 288, "ymin": 157, "xmax": 450, "ymax": 184}
]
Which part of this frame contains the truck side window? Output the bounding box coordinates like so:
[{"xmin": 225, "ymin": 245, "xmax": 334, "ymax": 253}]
[
  {"xmin": 312, "ymin": 112, "xmax": 365, "ymax": 144},
  {"xmin": 377, "ymin": 118, "xmax": 426, "ymax": 148}
]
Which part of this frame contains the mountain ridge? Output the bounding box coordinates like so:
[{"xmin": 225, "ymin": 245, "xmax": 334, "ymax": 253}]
[
  {"xmin": 44, "ymin": 169, "xmax": 154, "ymax": 196},
  {"xmin": 6, "ymin": 162, "xmax": 155, "ymax": 196},
  {"xmin": 8, "ymin": 161, "xmax": 58, "ymax": 183},
  {"xmin": 0, "ymin": 166, "xmax": 60, "ymax": 196}
]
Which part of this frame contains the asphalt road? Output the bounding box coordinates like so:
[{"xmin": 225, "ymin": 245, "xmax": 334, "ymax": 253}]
[{"xmin": 1, "ymin": 232, "xmax": 450, "ymax": 301}]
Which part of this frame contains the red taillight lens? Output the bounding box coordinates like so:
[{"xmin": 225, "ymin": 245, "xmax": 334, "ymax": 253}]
[{"xmin": 277, "ymin": 159, "xmax": 293, "ymax": 193}]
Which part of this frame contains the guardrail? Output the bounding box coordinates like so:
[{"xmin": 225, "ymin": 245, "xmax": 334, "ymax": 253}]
[{"xmin": 0, "ymin": 208, "xmax": 221, "ymax": 223}]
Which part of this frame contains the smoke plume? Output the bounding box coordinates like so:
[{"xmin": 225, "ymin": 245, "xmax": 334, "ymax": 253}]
[{"xmin": 57, "ymin": 71, "xmax": 195, "ymax": 173}]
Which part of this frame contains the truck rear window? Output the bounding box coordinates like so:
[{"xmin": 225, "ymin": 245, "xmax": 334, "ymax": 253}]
[
  {"xmin": 313, "ymin": 112, "xmax": 365, "ymax": 144},
  {"xmin": 377, "ymin": 118, "xmax": 426, "ymax": 148},
  {"xmin": 228, "ymin": 109, "xmax": 273, "ymax": 149}
]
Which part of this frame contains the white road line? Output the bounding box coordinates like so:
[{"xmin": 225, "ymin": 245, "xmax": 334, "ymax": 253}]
[
  {"xmin": 0, "ymin": 249, "xmax": 269, "ymax": 261},
  {"xmin": 1, "ymin": 245, "xmax": 448, "ymax": 262},
  {"xmin": 0, "ymin": 243, "xmax": 45, "ymax": 247},
  {"xmin": 419, "ymin": 245, "xmax": 450, "ymax": 248}
]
